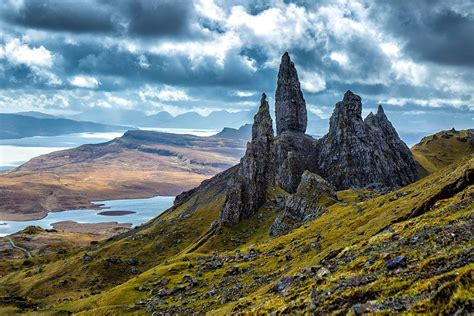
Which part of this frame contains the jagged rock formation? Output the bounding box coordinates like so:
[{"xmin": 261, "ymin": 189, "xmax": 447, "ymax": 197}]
[
  {"xmin": 270, "ymin": 171, "xmax": 337, "ymax": 236},
  {"xmin": 219, "ymin": 94, "xmax": 275, "ymax": 225},
  {"xmin": 275, "ymin": 52, "xmax": 307, "ymax": 135},
  {"xmin": 219, "ymin": 53, "xmax": 420, "ymax": 227},
  {"xmin": 318, "ymin": 91, "xmax": 419, "ymax": 190},
  {"xmin": 273, "ymin": 53, "xmax": 318, "ymax": 193}
]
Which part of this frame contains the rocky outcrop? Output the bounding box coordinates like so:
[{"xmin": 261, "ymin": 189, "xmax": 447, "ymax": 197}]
[
  {"xmin": 270, "ymin": 171, "xmax": 337, "ymax": 236},
  {"xmin": 318, "ymin": 91, "xmax": 419, "ymax": 190},
  {"xmin": 219, "ymin": 94, "xmax": 275, "ymax": 226},
  {"xmin": 218, "ymin": 53, "xmax": 420, "ymax": 228},
  {"xmin": 275, "ymin": 52, "xmax": 307, "ymax": 135},
  {"xmin": 274, "ymin": 132, "xmax": 319, "ymax": 193}
]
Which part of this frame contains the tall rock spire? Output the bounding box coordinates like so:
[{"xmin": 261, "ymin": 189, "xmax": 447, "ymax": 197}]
[
  {"xmin": 275, "ymin": 52, "xmax": 307, "ymax": 135},
  {"xmin": 219, "ymin": 93, "xmax": 275, "ymax": 226}
]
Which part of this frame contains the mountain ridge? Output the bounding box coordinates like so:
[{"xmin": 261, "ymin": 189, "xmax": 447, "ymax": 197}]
[{"xmin": 0, "ymin": 114, "xmax": 131, "ymax": 140}]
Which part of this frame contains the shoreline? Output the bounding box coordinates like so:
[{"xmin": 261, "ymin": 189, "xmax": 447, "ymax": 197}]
[{"xmin": 0, "ymin": 193, "xmax": 174, "ymax": 222}]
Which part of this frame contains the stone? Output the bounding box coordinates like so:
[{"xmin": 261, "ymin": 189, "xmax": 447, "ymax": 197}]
[
  {"xmin": 275, "ymin": 52, "xmax": 307, "ymax": 135},
  {"xmin": 270, "ymin": 171, "xmax": 336, "ymax": 236},
  {"xmin": 273, "ymin": 132, "xmax": 319, "ymax": 193},
  {"xmin": 318, "ymin": 91, "xmax": 419, "ymax": 190},
  {"xmin": 82, "ymin": 254, "xmax": 93, "ymax": 262},
  {"xmin": 126, "ymin": 258, "xmax": 138, "ymax": 266},
  {"xmin": 219, "ymin": 93, "xmax": 274, "ymax": 226},
  {"xmin": 386, "ymin": 255, "xmax": 407, "ymax": 270},
  {"xmin": 316, "ymin": 267, "xmax": 331, "ymax": 278},
  {"xmin": 273, "ymin": 276, "xmax": 294, "ymax": 295}
]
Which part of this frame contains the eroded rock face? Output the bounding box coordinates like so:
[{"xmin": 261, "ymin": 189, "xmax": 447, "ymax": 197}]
[
  {"xmin": 318, "ymin": 91, "xmax": 419, "ymax": 190},
  {"xmin": 274, "ymin": 131, "xmax": 319, "ymax": 193},
  {"xmin": 270, "ymin": 171, "xmax": 337, "ymax": 236},
  {"xmin": 219, "ymin": 94, "xmax": 275, "ymax": 226},
  {"xmin": 275, "ymin": 52, "xmax": 307, "ymax": 135}
]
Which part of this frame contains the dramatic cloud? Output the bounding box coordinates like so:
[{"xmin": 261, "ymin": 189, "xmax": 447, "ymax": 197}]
[
  {"xmin": 0, "ymin": 0, "xmax": 472, "ymax": 136},
  {"xmin": 69, "ymin": 75, "xmax": 100, "ymax": 89}
]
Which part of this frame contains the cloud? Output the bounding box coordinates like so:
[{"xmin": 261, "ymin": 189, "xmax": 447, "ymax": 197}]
[
  {"xmin": 139, "ymin": 85, "xmax": 196, "ymax": 102},
  {"xmin": 300, "ymin": 71, "xmax": 326, "ymax": 94},
  {"xmin": 329, "ymin": 52, "xmax": 349, "ymax": 67},
  {"xmin": 69, "ymin": 75, "xmax": 100, "ymax": 89},
  {"xmin": 126, "ymin": 1, "xmax": 195, "ymax": 37},
  {"xmin": 0, "ymin": 0, "xmax": 472, "ymax": 136},
  {"xmin": 373, "ymin": 1, "xmax": 474, "ymax": 66},
  {"xmin": 2, "ymin": 0, "xmax": 116, "ymax": 33},
  {"xmin": 0, "ymin": 38, "xmax": 53, "ymax": 67},
  {"xmin": 229, "ymin": 90, "xmax": 256, "ymax": 97}
]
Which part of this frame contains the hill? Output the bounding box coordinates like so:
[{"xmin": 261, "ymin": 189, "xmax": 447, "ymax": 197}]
[
  {"xmin": 0, "ymin": 114, "xmax": 130, "ymax": 140},
  {"xmin": 14, "ymin": 111, "xmax": 57, "ymax": 119},
  {"xmin": 215, "ymin": 124, "xmax": 252, "ymax": 140},
  {"xmin": 0, "ymin": 144, "xmax": 471, "ymax": 315},
  {"xmin": 412, "ymin": 129, "xmax": 474, "ymax": 173},
  {"xmin": 0, "ymin": 130, "xmax": 246, "ymax": 221}
]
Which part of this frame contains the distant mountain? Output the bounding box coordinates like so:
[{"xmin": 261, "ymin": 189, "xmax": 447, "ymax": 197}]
[
  {"xmin": 143, "ymin": 110, "xmax": 255, "ymax": 129},
  {"xmin": 215, "ymin": 124, "xmax": 252, "ymax": 140},
  {"xmin": 15, "ymin": 111, "xmax": 57, "ymax": 119},
  {"xmin": 67, "ymin": 108, "xmax": 255, "ymax": 129},
  {"xmin": 0, "ymin": 114, "xmax": 131, "ymax": 139},
  {"xmin": 68, "ymin": 108, "xmax": 149, "ymax": 126},
  {"xmin": 0, "ymin": 129, "xmax": 246, "ymax": 220}
]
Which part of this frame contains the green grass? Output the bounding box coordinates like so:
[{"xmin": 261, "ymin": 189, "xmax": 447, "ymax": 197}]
[{"xmin": 412, "ymin": 129, "xmax": 473, "ymax": 173}]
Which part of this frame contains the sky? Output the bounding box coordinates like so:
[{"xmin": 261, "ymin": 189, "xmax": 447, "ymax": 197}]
[{"xmin": 0, "ymin": 0, "xmax": 472, "ymax": 135}]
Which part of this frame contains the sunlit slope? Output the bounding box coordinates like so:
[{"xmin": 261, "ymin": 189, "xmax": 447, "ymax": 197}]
[
  {"xmin": 58, "ymin": 157, "xmax": 472, "ymax": 315},
  {"xmin": 0, "ymin": 167, "xmax": 235, "ymax": 314},
  {"xmin": 412, "ymin": 129, "xmax": 473, "ymax": 173}
]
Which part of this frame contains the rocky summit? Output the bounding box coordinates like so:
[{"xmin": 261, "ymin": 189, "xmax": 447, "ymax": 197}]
[
  {"xmin": 319, "ymin": 91, "xmax": 419, "ymax": 190},
  {"xmin": 219, "ymin": 53, "xmax": 420, "ymax": 227},
  {"xmin": 275, "ymin": 52, "xmax": 307, "ymax": 135}
]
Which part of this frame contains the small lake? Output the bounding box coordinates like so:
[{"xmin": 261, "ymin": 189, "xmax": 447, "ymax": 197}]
[{"xmin": 0, "ymin": 196, "xmax": 175, "ymax": 237}]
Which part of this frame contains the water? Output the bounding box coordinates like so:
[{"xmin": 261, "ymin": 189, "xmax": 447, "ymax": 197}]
[
  {"xmin": 0, "ymin": 196, "xmax": 175, "ymax": 237},
  {"xmin": 0, "ymin": 132, "xmax": 126, "ymax": 170},
  {"xmin": 139, "ymin": 127, "xmax": 219, "ymax": 137}
]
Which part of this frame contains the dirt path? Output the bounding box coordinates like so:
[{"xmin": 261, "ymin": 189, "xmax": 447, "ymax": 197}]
[{"xmin": 6, "ymin": 237, "xmax": 32, "ymax": 258}]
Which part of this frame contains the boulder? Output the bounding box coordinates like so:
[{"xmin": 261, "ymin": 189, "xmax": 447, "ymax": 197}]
[{"xmin": 270, "ymin": 171, "xmax": 337, "ymax": 236}]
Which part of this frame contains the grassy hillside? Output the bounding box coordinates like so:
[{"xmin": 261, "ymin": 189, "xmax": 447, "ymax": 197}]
[
  {"xmin": 1, "ymin": 156, "xmax": 471, "ymax": 315},
  {"xmin": 412, "ymin": 129, "xmax": 473, "ymax": 173},
  {"xmin": 55, "ymin": 157, "xmax": 471, "ymax": 315},
  {"xmin": 0, "ymin": 129, "xmax": 472, "ymax": 315}
]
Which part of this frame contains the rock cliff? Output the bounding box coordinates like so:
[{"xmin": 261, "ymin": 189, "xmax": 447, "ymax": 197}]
[
  {"xmin": 219, "ymin": 94, "xmax": 275, "ymax": 225},
  {"xmin": 318, "ymin": 91, "xmax": 419, "ymax": 190}
]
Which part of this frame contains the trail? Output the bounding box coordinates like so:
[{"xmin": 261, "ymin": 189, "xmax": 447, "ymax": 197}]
[{"xmin": 5, "ymin": 237, "xmax": 32, "ymax": 258}]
